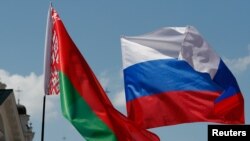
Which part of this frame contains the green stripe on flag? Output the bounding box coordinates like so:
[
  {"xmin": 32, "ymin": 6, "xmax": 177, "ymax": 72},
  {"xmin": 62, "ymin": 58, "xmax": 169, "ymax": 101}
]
[{"xmin": 59, "ymin": 72, "xmax": 117, "ymax": 141}]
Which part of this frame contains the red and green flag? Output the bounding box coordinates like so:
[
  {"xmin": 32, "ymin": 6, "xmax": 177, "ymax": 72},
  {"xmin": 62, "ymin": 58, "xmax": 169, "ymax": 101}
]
[{"xmin": 43, "ymin": 5, "xmax": 160, "ymax": 141}]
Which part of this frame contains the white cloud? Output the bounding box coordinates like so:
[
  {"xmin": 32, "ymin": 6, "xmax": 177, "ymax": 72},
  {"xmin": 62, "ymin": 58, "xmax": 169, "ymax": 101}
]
[
  {"xmin": 110, "ymin": 89, "xmax": 127, "ymax": 115},
  {"xmin": 113, "ymin": 90, "xmax": 126, "ymax": 108},
  {"xmin": 0, "ymin": 69, "xmax": 59, "ymax": 121},
  {"xmin": 97, "ymin": 70, "xmax": 127, "ymax": 113},
  {"xmin": 97, "ymin": 70, "xmax": 126, "ymax": 107},
  {"xmin": 224, "ymin": 54, "xmax": 250, "ymax": 74},
  {"xmin": 98, "ymin": 71, "xmax": 111, "ymax": 90}
]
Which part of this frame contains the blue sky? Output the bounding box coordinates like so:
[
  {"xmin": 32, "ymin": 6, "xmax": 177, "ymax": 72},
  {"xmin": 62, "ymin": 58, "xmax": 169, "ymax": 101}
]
[{"xmin": 0, "ymin": 1, "xmax": 249, "ymax": 141}]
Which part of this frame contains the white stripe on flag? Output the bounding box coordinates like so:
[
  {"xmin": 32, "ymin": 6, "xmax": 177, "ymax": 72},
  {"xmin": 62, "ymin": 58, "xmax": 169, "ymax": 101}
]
[
  {"xmin": 179, "ymin": 26, "xmax": 220, "ymax": 79},
  {"xmin": 121, "ymin": 27, "xmax": 187, "ymax": 69},
  {"xmin": 121, "ymin": 26, "xmax": 220, "ymax": 79}
]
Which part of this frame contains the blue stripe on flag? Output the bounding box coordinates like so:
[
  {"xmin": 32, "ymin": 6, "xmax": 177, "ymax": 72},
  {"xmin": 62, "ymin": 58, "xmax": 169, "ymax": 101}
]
[
  {"xmin": 124, "ymin": 59, "xmax": 223, "ymax": 102},
  {"xmin": 213, "ymin": 60, "xmax": 241, "ymax": 103}
]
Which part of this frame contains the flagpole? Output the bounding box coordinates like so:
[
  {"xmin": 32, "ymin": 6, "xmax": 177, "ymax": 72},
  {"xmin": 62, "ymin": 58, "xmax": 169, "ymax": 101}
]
[
  {"xmin": 41, "ymin": 95, "xmax": 46, "ymax": 141},
  {"xmin": 41, "ymin": 3, "xmax": 52, "ymax": 141}
]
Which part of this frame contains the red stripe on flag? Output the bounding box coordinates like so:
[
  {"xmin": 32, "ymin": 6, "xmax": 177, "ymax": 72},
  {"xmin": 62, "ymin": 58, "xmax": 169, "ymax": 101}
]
[
  {"xmin": 214, "ymin": 93, "xmax": 244, "ymax": 123},
  {"xmin": 127, "ymin": 91, "xmax": 244, "ymax": 129}
]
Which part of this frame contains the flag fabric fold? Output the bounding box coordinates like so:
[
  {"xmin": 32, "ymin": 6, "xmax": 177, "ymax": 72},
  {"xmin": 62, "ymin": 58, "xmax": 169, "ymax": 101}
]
[
  {"xmin": 44, "ymin": 5, "xmax": 160, "ymax": 141},
  {"xmin": 121, "ymin": 26, "xmax": 244, "ymax": 129}
]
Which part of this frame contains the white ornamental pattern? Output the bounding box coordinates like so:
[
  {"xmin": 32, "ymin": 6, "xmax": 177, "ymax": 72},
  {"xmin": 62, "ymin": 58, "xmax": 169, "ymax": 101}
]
[
  {"xmin": 48, "ymin": 29, "xmax": 60, "ymax": 95},
  {"xmin": 48, "ymin": 10, "xmax": 60, "ymax": 95}
]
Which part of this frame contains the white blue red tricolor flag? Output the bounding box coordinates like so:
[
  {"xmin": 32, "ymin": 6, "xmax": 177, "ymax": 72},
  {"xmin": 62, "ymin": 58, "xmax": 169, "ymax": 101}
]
[{"xmin": 121, "ymin": 26, "xmax": 244, "ymax": 129}]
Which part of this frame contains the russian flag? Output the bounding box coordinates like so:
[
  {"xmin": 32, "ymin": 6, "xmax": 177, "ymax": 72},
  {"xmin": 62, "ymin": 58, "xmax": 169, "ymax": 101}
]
[{"xmin": 121, "ymin": 26, "xmax": 244, "ymax": 129}]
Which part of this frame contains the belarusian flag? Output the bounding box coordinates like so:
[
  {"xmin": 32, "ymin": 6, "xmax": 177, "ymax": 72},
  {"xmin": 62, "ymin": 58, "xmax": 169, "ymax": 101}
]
[{"xmin": 43, "ymin": 5, "xmax": 160, "ymax": 141}]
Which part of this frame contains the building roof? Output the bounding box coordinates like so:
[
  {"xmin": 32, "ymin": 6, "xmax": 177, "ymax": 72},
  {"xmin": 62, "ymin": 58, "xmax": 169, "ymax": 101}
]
[
  {"xmin": 0, "ymin": 89, "xmax": 13, "ymax": 105},
  {"xmin": 17, "ymin": 104, "xmax": 27, "ymax": 115}
]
